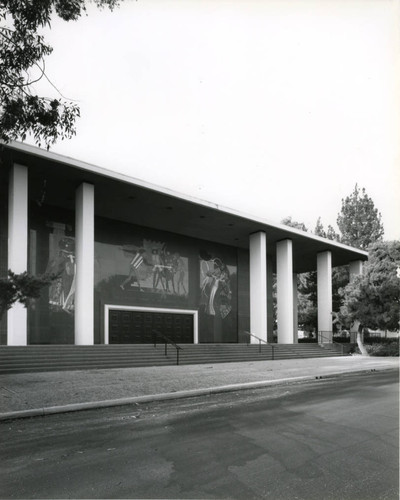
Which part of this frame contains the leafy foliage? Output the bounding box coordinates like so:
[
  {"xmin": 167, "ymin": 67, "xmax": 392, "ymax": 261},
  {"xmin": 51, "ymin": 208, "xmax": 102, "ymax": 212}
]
[
  {"xmin": 314, "ymin": 216, "xmax": 340, "ymax": 242},
  {"xmin": 280, "ymin": 216, "xmax": 344, "ymax": 333},
  {"xmin": 360, "ymin": 341, "xmax": 399, "ymax": 357},
  {"xmin": 280, "ymin": 216, "xmax": 308, "ymax": 232},
  {"xmin": 283, "ymin": 187, "xmax": 388, "ymax": 336},
  {"xmin": 0, "ymin": 0, "xmax": 120, "ymax": 149},
  {"xmin": 339, "ymin": 241, "xmax": 400, "ymax": 332},
  {"xmin": 0, "ymin": 270, "xmax": 56, "ymax": 320},
  {"xmin": 297, "ymin": 218, "xmax": 342, "ymax": 332},
  {"xmin": 297, "ymin": 281, "xmax": 317, "ymax": 332},
  {"xmin": 337, "ymin": 184, "xmax": 384, "ymax": 250}
]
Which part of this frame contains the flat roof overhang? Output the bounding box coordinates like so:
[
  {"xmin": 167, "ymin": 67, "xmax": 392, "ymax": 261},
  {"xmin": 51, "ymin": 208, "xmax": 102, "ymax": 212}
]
[{"xmin": 0, "ymin": 142, "xmax": 368, "ymax": 274}]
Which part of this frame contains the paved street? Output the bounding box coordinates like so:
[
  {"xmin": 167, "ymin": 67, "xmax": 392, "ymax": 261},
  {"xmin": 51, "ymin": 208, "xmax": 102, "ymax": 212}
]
[{"xmin": 1, "ymin": 370, "xmax": 398, "ymax": 499}]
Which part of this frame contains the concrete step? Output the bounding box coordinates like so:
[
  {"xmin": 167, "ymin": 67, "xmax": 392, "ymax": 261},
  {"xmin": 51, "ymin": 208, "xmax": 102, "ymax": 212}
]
[{"xmin": 0, "ymin": 343, "xmax": 347, "ymax": 374}]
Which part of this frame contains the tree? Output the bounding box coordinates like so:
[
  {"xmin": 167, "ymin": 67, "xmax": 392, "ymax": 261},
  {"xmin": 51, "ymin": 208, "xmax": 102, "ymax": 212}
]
[
  {"xmin": 297, "ymin": 279, "xmax": 317, "ymax": 334},
  {"xmin": 280, "ymin": 217, "xmax": 317, "ymax": 333},
  {"xmin": 333, "ymin": 185, "xmax": 385, "ymax": 335},
  {"xmin": 281, "ymin": 216, "xmax": 342, "ymax": 334},
  {"xmin": 297, "ymin": 217, "xmax": 340, "ymax": 333},
  {"xmin": 0, "ymin": 270, "xmax": 55, "ymax": 320},
  {"xmin": 280, "ymin": 216, "xmax": 308, "ymax": 232},
  {"xmin": 313, "ymin": 216, "xmax": 340, "ymax": 242},
  {"xmin": 0, "ymin": 0, "xmax": 120, "ymax": 149},
  {"xmin": 339, "ymin": 241, "xmax": 400, "ymax": 333},
  {"xmin": 337, "ymin": 184, "xmax": 384, "ymax": 250},
  {"xmin": 314, "ymin": 217, "xmax": 326, "ymax": 238},
  {"xmin": 326, "ymin": 224, "xmax": 340, "ymax": 242}
]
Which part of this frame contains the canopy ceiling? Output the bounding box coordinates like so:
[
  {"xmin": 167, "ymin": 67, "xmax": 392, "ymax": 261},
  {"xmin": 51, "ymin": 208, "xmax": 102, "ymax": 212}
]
[{"xmin": 0, "ymin": 142, "xmax": 368, "ymax": 274}]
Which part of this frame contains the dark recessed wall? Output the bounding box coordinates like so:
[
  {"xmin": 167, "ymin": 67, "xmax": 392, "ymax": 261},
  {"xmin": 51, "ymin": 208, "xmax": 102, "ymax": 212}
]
[{"xmin": 27, "ymin": 205, "xmax": 246, "ymax": 344}]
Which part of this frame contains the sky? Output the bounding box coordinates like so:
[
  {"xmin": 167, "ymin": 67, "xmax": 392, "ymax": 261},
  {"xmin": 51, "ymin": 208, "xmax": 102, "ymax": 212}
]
[{"xmin": 29, "ymin": 0, "xmax": 399, "ymax": 240}]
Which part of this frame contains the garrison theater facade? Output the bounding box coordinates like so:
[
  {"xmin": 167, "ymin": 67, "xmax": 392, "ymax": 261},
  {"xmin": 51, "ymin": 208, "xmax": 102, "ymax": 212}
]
[{"xmin": 0, "ymin": 142, "xmax": 368, "ymax": 347}]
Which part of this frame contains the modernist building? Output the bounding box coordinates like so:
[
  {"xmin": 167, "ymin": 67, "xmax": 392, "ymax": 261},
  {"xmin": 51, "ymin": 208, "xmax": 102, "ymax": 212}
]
[{"xmin": 0, "ymin": 142, "xmax": 368, "ymax": 347}]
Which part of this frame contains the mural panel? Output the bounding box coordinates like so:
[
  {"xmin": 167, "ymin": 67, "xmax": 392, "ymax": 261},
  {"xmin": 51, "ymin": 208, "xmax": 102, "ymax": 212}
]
[
  {"xmin": 46, "ymin": 235, "xmax": 76, "ymax": 313},
  {"xmin": 94, "ymin": 220, "xmax": 238, "ymax": 343},
  {"xmin": 28, "ymin": 215, "xmax": 75, "ymax": 344},
  {"xmin": 118, "ymin": 242, "xmax": 188, "ymax": 296},
  {"xmin": 199, "ymin": 249, "xmax": 237, "ymax": 343},
  {"xmin": 28, "ymin": 209, "xmax": 239, "ymax": 344},
  {"xmin": 94, "ymin": 238, "xmax": 189, "ymax": 304}
]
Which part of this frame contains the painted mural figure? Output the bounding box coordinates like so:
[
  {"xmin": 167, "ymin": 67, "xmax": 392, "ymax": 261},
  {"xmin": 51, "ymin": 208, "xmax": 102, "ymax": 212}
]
[
  {"xmin": 217, "ymin": 262, "xmax": 232, "ymax": 319},
  {"xmin": 117, "ymin": 240, "xmax": 189, "ymax": 296},
  {"xmin": 173, "ymin": 253, "xmax": 187, "ymax": 295},
  {"xmin": 200, "ymin": 258, "xmax": 232, "ymax": 318},
  {"xmin": 151, "ymin": 248, "xmax": 165, "ymax": 291},
  {"xmin": 120, "ymin": 248, "xmax": 148, "ymax": 291},
  {"xmin": 46, "ymin": 237, "xmax": 76, "ymax": 312},
  {"xmin": 162, "ymin": 249, "xmax": 176, "ymax": 294}
]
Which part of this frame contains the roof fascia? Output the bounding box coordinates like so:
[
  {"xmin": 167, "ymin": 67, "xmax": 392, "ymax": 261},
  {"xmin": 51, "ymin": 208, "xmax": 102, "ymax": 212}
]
[{"xmin": 1, "ymin": 141, "xmax": 368, "ymax": 260}]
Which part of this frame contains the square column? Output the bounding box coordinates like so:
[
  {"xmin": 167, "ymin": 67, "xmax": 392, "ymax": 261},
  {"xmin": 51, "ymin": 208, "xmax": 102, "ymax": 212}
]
[
  {"xmin": 276, "ymin": 239, "xmax": 294, "ymax": 344},
  {"xmin": 249, "ymin": 232, "xmax": 268, "ymax": 342},
  {"xmin": 7, "ymin": 164, "xmax": 28, "ymax": 345},
  {"xmin": 75, "ymin": 183, "xmax": 94, "ymax": 345},
  {"xmin": 266, "ymin": 258, "xmax": 274, "ymax": 342},
  {"xmin": 349, "ymin": 260, "xmax": 363, "ymax": 279},
  {"xmin": 293, "ymin": 273, "xmax": 298, "ymax": 343},
  {"xmin": 317, "ymin": 251, "xmax": 332, "ymax": 343}
]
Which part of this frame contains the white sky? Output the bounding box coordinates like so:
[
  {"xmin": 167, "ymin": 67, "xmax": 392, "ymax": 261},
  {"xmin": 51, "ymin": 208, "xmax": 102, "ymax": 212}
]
[{"xmin": 30, "ymin": 0, "xmax": 399, "ymax": 240}]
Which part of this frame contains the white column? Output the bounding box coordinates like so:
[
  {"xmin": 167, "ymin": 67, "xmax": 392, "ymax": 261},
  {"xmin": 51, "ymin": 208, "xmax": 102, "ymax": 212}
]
[
  {"xmin": 266, "ymin": 258, "xmax": 274, "ymax": 342},
  {"xmin": 349, "ymin": 260, "xmax": 363, "ymax": 342},
  {"xmin": 249, "ymin": 232, "xmax": 267, "ymax": 342},
  {"xmin": 7, "ymin": 165, "xmax": 28, "ymax": 345},
  {"xmin": 317, "ymin": 251, "xmax": 332, "ymax": 343},
  {"xmin": 277, "ymin": 239, "xmax": 294, "ymax": 344},
  {"xmin": 293, "ymin": 273, "xmax": 298, "ymax": 343},
  {"xmin": 75, "ymin": 183, "xmax": 94, "ymax": 345},
  {"xmin": 349, "ymin": 260, "xmax": 363, "ymax": 279}
]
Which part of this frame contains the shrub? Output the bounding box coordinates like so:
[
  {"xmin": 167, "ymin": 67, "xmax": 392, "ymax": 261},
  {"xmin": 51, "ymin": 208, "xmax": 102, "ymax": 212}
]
[
  {"xmin": 0, "ymin": 270, "xmax": 56, "ymax": 320},
  {"xmin": 364, "ymin": 336, "xmax": 399, "ymax": 344},
  {"xmin": 363, "ymin": 341, "xmax": 399, "ymax": 357}
]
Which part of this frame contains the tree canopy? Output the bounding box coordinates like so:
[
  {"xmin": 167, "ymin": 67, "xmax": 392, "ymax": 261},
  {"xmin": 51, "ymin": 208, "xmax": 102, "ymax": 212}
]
[
  {"xmin": 296, "ymin": 217, "xmax": 343, "ymax": 332},
  {"xmin": 0, "ymin": 270, "xmax": 55, "ymax": 320},
  {"xmin": 337, "ymin": 184, "xmax": 384, "ymax": 250},
  {"xmin": 0, "ymin": 0, "xmax": 120, "ymax": 149},
  {"xmin": 339, "ymin": 241, "xmax": 400, "ymax": 332},
  {"xmin": 280, "ymin": 216, "xmax": 308, "ymax": 232}
]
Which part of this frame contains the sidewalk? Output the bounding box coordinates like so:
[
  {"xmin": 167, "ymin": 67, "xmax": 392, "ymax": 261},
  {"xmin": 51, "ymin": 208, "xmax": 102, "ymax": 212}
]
[{"xmin": 0, "ymin": 356, "xmax": 398, "ymax": 420}]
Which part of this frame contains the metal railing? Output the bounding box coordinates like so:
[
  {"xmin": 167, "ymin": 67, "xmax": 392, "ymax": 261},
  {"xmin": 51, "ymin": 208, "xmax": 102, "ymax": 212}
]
[
  {"xmin": 153, "ymin": 330, "xmax": 183, "ymax": 365},
  {"xmin": 318, "ymin": 331, "xmax": 346, "ymax": 355},
  {"xmin": 243, "ymin": 331, "xmax": 275, "ymax": 359}
]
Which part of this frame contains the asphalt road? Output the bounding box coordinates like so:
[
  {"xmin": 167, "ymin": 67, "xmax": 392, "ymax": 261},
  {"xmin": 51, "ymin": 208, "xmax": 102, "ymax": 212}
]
[{"xmin": 1, "ymin": 370, "xmax": 398, "ymax": 500}]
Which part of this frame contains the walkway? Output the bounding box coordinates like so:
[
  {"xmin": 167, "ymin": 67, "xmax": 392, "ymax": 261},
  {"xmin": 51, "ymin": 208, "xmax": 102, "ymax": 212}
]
[{"xmin": 0, "ymin": 355, "xmax": 398, "ymax": 420}]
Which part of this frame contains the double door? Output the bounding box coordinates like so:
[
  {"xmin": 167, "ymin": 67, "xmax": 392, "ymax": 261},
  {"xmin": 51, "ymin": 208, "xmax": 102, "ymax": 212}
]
[{"xmin": 109, "ymin": 309, "xmax": 194, "ymax": 344}]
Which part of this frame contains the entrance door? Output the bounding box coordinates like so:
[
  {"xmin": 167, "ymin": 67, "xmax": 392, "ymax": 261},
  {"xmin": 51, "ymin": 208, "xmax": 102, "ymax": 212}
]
[{"xmin": 108, "ymin": 309, "xmax": 194, "ymax": 344}]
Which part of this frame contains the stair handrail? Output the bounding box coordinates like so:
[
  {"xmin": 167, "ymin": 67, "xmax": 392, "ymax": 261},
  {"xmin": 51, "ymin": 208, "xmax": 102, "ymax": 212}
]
[
  {"xmin": 318, "ymin": 331, "xmax": 346, "ymax": 355},
  {"xmin": 243, "ymin": 331, "xmax": 274, "ymax": 357},
  {"xmin": 153, "ymin": 330, "xmax": 183, "ymax": 365},
  {"xmin": 244, "ymin": 331, "xmax": 337, "ymax": 360}
]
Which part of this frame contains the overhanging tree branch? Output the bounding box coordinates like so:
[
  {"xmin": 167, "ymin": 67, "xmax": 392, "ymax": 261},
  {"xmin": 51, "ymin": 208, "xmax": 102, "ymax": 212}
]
[{"xmin": 0, "ymin": 0, "xmax": 121, "ymax": 149}]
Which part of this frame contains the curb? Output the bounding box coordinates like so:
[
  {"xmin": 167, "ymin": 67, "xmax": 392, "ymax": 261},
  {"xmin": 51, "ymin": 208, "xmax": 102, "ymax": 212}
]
[{"xmin": 0, "ymin": 367, "xmax": 397, "ymax": 422}]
